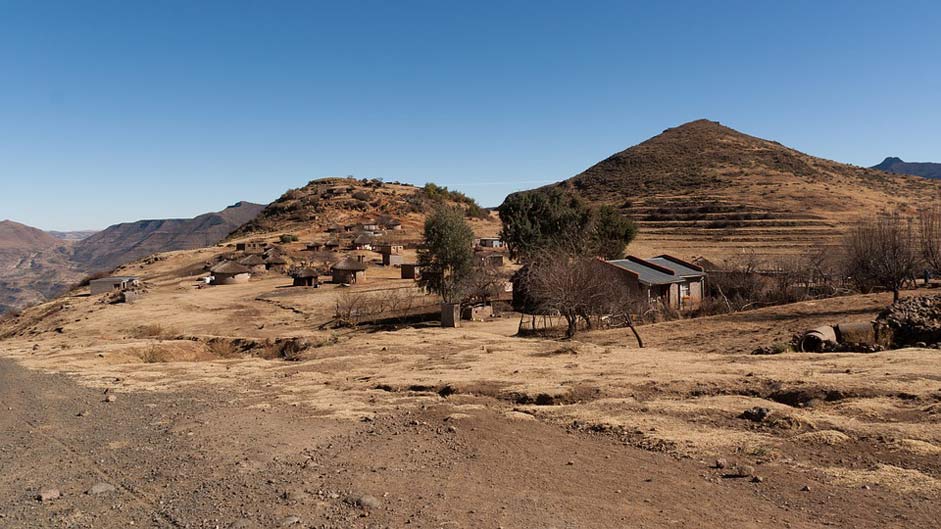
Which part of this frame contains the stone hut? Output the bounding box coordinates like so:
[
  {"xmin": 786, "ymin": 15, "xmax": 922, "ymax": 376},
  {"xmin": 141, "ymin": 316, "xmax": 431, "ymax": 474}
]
[
  {"xmin": 236, "ymin": 241, "xmax": 267, "ymax": 254},
  {"xmin": 210, "ymin": 261, "xmax": 251, "ymax": 285},
  {"xmin": 331, "ymin": 259, "xmax": 368, "ymax": 285}
]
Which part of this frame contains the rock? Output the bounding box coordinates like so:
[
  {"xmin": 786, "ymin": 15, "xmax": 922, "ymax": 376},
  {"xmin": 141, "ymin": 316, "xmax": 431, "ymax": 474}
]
[
  {"xmin": 346, "ymin": 494, "xmax": 381, "ymax": 509},
  {"xmin": 728, "ymin": 465, "xmax": 755, "ymax": 478},
  {"xmin": 104, "ymin": 394, "xmax": 117, "ymax": 403},
  {"xmin": 87, "ymin": 482, "xmax": 115, "ymax": 495},
  {"xmin": 740, "ymin": 407, "xmax": 771, "ymax": 422},
  {"xmin": 279, "ymin": 515, "xmax": 301, "ymax": 527},
  {"xmin": 801, "ymin": 484, "xmax": 811, "ymax": 492},
  {"xmin": 714, "ymin": 458, "xmax": 728, "ymax": 469},
  {"xmin": 229, "ymin": 520, "xmax": 255, "ymax": 529},
  {"xmin": 280, "ymin": 489, "xmax": 309, "ymax": 502},
  {"xmin": 37, "ymin": 488, "xmax": 60, "ymax": 502},
  {"xmin": 751, "ymin": 476, "xmax": 764, "ymax": 483}
]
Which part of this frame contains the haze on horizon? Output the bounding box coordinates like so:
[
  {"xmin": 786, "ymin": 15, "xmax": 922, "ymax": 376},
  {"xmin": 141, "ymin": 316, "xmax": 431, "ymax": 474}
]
[{"xmin": 2, "ymin": 0, "xmax": 939, "ymax": 231}]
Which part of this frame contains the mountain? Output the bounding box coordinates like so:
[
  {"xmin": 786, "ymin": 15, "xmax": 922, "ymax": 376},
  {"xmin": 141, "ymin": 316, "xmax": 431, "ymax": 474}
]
[
  {"xmin": 71, "ymin": 201, "xmax": 265, "ymax": 271},
  {"xmin": 872, "ymin": 157, "xmax": 941, "ymax": 179},
  {"xmin": 0, "ymin": 221, "xmax": 82, "ymax": 313},
  {"xmin": 0, "ymin": 220, "xmax": 61, "ymax": 251},
  {"xmin": 529, "ymin": 119, "xmax": 941, "ymax": 260},
  {"xmin": 47, "ymin": 230, "xmax": 98, "ymax": 241},
  {"xmin": 0, "ymin": 202, "xmax": 264, "ymax": 313}
]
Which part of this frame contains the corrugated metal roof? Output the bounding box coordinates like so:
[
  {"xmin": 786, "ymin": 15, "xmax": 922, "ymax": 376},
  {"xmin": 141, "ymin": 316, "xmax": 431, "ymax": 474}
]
[
  {"xmin": 646, "ymin": 256, "xmax": 705, "ymax": 278},
  {"xmin": 607, "ymin": 259, "xmax": 684, "ymax": 286}
]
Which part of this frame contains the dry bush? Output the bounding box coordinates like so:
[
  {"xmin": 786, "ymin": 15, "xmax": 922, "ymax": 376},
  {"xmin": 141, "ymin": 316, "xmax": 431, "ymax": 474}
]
[
  {"xmin": 128, "ymin": 323, "xmax": 173, "ymax": 339},
  {"xmin": 140, "ymin": 345, "xmax": 171, "ymax": 363},
  {"xmin": 207, "ymin": 339, "xmax": 241, "ymax": 359},
  {"xmin": 334, "ymin": 288, "xmax": 425, "ymax": 327}
]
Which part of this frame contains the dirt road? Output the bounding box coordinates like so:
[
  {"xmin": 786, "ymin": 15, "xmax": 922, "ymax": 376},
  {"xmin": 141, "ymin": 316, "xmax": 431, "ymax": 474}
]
[{"xmin": 2, "ymin": 355, "xmax": 935, "ymax": 529}]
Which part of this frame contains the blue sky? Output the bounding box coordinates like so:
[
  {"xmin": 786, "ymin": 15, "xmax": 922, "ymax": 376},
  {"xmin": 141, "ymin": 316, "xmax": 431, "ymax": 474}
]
[{"xmin": 1, "ymin": 1, "xmax": 939, "ymax": 230}]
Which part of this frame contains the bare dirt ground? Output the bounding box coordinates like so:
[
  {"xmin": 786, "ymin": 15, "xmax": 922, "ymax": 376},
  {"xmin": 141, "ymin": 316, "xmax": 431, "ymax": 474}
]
[{"xmin": 2, "ymin": 250, "xmax": 941, "ymax": 528}]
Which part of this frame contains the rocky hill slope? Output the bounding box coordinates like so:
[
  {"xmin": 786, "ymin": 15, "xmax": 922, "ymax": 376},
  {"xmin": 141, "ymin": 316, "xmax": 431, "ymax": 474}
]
[
  {"xmin": 229, "ymin": 177, "xmax": 495, "ymax": 242},
  {"xmin": 0, "ymin": 221, "xmax": 81, "ymax": 313},
  {"xmin": 71, "ymin": 201, "xmax": 264, "ymax": 271},
  {"xmin": 532, "ymin": 119, "xmax": 941, "ymax": 260},
  {"xmin": 872, "ymin": 157, "xmax": 941, "ymax": 179}
]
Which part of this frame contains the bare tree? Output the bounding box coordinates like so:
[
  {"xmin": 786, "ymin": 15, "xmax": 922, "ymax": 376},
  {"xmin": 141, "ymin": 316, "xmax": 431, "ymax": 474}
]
[
  {"xmin": 918, "ymin": 204, "xmax": 941, "ymax": 274},
  {"xmin": 843, "ymin": 212, "xmax": 919, "ymax": 302},
  {"xmin": 520, "ymin": 250, "xmax": 643, "ymax": 345}
]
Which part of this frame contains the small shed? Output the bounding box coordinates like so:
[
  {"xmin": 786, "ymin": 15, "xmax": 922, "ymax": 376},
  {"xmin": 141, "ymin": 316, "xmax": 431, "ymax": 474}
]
[
  {"xmin": 290, "ymin": 268, "xmax": 319, "ymax": 287},
  {"xmin": 238, "ymin": 254, "xmax": 266, "ymax": 273},
  {"xmin": 210, "ymin": 261, "xmax": 251, "ymax": 285},
  {"xmin": 305, "ymin": 242, "xmax": 324, "ymax": 252},
  {"xmin": 400, "ymin": 263, "xmax": 421, "ymax": 280},
  {"xmin": 324, "ymin": 239, "xmax": 341, "ymax": 252},
  {"xmin": 385, "ymin": 220, "xmax": 403, "ymax": 231},
  {"xmin": 477, "ymin": 237, "xmax": 504, "ymax": 249},
  {"xmin": 383, "ymin": 253, "xmax": 404, "ymax": 267},
  {"xmin": 332, "ymin": 259, "xmax": 368, "ymax": 284},
  {"xmin": 89, "ymin": 276, "xmax": 139, "ymax": 296},
  {"xmin": 375, "ymin": 243, "xmax": 404, "ymax": 255},
  {"xmin": 475, "ymin": 251, "xmax": 504, "ymax": 267},
  {"xmin": 462, "ymin": 303, "xmax": 493, "ymax": 321}
]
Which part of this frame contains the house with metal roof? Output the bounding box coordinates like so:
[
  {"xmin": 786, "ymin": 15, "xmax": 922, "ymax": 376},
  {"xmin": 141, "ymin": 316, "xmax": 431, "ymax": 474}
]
[{"xmin": 603, "ymin": 254, "xmax": 706, "ymax": 310}]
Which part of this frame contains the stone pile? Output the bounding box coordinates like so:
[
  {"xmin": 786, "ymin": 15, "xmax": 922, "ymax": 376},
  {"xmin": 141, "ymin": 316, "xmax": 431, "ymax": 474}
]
[{"xmin": 876, "ymin": 294, "xmax": 941, "ymax": 348}]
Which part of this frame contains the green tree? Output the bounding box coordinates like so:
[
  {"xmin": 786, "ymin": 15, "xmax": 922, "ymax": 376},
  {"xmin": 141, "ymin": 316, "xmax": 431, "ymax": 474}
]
[
  {"xmin": 418, "ymin": 207, "xmax": 476, "ymax": 303},
  {"xmin": 590, "ymin": 205, "xmax": 637, "ymax": 260},
  {"xmin": 498, "ymin": 188, "xmax": 636, "ymax": 261}
]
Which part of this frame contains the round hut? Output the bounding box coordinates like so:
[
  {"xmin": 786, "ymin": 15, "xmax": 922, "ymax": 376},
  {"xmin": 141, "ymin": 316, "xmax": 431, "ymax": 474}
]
[
  {"xmin": 238, "ymin": 254, "xmax": 267, "ymax": 274},
  {"xmin": 264, "ymin": 254, "xmax": 289, "ymax": 272},
  {"xmin": 290, "ymin": 267, "xmax": 319, "ymax": 287},
  {"xmin": 210, "ymin": 261, "xmax": 252, "ymax": 285},
  {"xmin": 331, "ymin": 258, "xmax": 368, "ymax": 285}
]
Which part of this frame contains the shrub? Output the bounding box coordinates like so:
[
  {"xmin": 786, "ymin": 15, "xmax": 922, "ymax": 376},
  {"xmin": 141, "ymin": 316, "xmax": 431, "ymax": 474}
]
[{"xmin": 279, "ymin": 234, "xmax": 299, "ymax": 243}]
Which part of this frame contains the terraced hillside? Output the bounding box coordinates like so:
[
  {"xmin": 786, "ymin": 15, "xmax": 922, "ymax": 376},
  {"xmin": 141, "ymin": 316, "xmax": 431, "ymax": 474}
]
[{"xmin": 546, "ymin": 120, "xmax": 941, "ymax": 260}]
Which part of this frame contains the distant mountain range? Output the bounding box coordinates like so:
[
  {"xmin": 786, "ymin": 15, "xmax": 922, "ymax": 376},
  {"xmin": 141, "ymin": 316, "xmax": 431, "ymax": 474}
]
[
  {"xmin": 0, "ymin": 201, "xmax": 263, "ymax": 313},
  {"xmin": 72, "ymin": 201, "xmax": 264, "ymax": 271},
  {"xmin": 871, "ymin": 157, "xmax": 941, "ymax": 179}
]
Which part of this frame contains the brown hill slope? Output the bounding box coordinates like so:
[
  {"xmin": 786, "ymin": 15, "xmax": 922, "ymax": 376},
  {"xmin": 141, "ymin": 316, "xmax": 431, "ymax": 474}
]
[
  {"xmin": 0, "ymin": 221, "xmax": 81, "ymax": 313},
  {"xmin": 229, "ymin": 177, "xmax": 498, "ymax": 242},
  {"xmin": 0, "ymin": 220, "xmax": 60, "ymax": 251},
  {"xmin": 546, "ymin": 119, "xmax": 941, "ymax": 260},
  {"xmin": 71, "ymin": 201, "xmax": 264, "ymax": 271}
]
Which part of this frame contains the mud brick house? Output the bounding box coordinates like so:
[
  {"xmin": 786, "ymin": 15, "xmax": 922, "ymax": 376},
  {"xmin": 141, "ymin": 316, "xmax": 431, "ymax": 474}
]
[
  {"xmin": 89, "ymin": 276, "xmax": 139, "ymax": 295},
  {"xmin": 236, "ymin": 240, "xmax": 267, "ymax": 254},
  {"xmin": 603, "ymin": 255, "xmax": 705, "ymax": 310}
]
